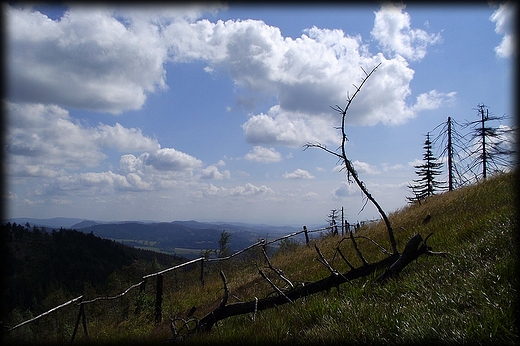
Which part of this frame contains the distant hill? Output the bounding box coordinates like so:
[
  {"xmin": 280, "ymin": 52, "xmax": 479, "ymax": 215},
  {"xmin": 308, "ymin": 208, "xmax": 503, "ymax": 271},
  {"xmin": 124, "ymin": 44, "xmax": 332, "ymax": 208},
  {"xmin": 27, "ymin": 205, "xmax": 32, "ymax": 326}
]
[
  {"xmin": 6, "ymin": 218, "xmax": 304, "ymax": 257},
  {"xmin": 70, "ymin": 220, "xmax": 100, "ymax": 229},
  {"xmin": 5, "ymin": 217, "xmax": 88, "ymax": 229},
  {"xmin": 76, "ymin": 220, "xmax": 303, "ymax": 256}
]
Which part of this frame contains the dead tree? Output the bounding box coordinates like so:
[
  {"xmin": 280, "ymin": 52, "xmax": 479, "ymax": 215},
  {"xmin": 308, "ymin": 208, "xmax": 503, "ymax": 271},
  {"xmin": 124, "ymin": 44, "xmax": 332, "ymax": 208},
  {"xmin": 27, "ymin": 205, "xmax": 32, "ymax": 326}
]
[
  {"xmin": 327, "ymin": 209, "xmax": 339, "ymax": 235},
  {"xmin": 462, "ymin": 104, "xmax": 516, "ymax": 181},
  {"xmin": 179, "ymin": 65, "xmax": 448, "ymax": 336},
  {"xmin": 304, "ymin": 63, "xmax": 397, "ymax": 255},
  {"xmin": 431, "ymin": 116, "xmax": 472, "ymax": 190}
]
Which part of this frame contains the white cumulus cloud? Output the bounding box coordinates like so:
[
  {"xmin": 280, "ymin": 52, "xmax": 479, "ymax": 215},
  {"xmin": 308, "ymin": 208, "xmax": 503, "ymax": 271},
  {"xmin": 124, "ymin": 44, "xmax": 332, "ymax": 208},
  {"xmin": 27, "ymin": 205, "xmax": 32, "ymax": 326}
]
[
  {"xmin": 204, "ymin": 182, "xmax": 273, "ymax": 197},
  {"xmin": 352, "ymin": 160, "xmax": 380, "ymax": 175},
  {"xmin": 371, "ymin": 3, "xmax": 442, "ymax": 61},
  {"xmin": 332, "ymin": 181, "xmax": 359, "ymax": 199},
  {"xmin": 5, "ymin": 5, "xmax": 170, "ymax": 113},
  {"xmin": 143, "ymin": 148, "xmax": 203, "ymax": 171},
  {"xmin": 244, "ymin": 146, "xmax": 283, "ymax": 163},
  {"xmin": 413, "ymin": 90, "xmax": 457, "ymax": 111},
  {"xmin": 6, "ymin": 3, "xmax": 455, "ymax": 140},
  {"xmin": 200, "ymin": 165, "xmax": 231, "ymax": 180},
  {"xmin": 6, "ymin": 102, "xmax": 160, "ymax": 175},
  {"xmin": 283, "ymin": 169, "xmax": 315, "ymax": 179}
]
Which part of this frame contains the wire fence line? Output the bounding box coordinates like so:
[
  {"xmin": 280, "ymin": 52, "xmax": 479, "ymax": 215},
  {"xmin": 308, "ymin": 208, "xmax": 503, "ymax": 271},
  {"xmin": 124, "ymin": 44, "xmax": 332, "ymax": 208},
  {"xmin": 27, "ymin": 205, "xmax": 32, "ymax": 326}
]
[{"xmin": 3, "ymin": 224, "xmax": 336, "ymax": 341}]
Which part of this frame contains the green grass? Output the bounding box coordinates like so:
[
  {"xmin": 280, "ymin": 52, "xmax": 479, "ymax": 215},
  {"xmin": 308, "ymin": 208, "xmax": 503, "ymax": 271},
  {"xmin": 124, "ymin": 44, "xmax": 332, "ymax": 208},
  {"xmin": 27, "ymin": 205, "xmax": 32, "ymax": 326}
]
[{"xmin": 4, "ymin": 171, "xmax": 517, "ymax": 345}]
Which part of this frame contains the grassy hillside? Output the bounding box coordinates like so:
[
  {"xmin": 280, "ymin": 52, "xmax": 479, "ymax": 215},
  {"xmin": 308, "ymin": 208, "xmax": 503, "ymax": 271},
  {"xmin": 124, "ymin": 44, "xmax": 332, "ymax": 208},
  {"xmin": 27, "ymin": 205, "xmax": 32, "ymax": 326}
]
[{"xmin": 3, "ymin": 171, "xmax": 517, "ymax": 345}]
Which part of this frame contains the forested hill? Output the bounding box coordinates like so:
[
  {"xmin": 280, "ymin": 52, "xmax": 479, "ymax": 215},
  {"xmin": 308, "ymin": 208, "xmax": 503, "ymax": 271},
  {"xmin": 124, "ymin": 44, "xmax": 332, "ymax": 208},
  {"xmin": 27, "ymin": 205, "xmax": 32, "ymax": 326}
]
[{"xmin": 1, "ymin": 223, "xmax": 185, "ymax": 318}]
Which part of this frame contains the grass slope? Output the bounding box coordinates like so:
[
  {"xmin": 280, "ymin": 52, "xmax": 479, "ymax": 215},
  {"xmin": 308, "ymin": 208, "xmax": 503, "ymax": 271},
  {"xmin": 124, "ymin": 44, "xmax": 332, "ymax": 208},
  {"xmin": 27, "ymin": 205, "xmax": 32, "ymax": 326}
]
[
  {"xmin": 174, "ymin": 171, "xmax": 518, "ymax": 345},
  {"xmin": 5, "ymin": 171, "xmax": 517, "ymax": 345}
]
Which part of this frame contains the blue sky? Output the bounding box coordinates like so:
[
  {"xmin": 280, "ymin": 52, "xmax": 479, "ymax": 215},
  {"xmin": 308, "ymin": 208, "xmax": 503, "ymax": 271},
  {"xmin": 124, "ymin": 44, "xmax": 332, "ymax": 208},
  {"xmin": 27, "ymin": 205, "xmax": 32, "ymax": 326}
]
[{"xmin": 4, "ymin": 3, "xmax": 516, "ymax": 226}]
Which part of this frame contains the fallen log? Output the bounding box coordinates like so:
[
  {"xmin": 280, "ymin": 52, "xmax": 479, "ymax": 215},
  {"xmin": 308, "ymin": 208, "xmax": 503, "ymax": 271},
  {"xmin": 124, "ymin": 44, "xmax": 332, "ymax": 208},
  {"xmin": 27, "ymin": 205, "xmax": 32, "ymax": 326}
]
[
  {"xmin": 197, "ymin": 252, "xmax": 399, "ymax": 332},
  {"xmin": 195, "ymin": 233, "xmax": 448, "ymax": 333},
  {"xmin": 375, "ymin": 233, "xmax": 448, "ymax": 283}
]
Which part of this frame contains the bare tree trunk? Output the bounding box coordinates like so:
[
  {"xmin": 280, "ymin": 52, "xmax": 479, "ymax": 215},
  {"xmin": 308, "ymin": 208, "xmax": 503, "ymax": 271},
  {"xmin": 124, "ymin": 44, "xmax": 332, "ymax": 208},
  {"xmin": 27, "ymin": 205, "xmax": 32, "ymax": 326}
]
[{"xmin": 304, "ymin": 64, "xmax": 397, "ymax": 254}]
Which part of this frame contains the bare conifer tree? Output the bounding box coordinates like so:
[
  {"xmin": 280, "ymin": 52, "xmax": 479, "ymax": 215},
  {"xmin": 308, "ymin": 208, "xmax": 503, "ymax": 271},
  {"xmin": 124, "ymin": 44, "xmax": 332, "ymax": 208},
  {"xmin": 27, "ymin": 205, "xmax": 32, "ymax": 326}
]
[
  {"xmin": 431, "ymin": 116, "xmax": 473, "ymax": 190},
  {"xmin": 327, "ymin": 209, "xmax": 339, "ymax": 235},
  {"xmin": 461, "ymin": 104, "xmax": 516, "ymax": 182}
]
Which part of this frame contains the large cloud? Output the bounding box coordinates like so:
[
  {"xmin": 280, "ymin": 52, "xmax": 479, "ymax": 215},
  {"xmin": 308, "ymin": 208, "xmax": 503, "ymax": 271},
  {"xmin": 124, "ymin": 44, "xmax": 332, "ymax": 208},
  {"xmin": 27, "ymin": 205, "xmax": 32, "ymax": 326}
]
[
  {"xmin": 6, "ymin": 3, "xmax": 455, "ymax": 139},
  {"xmin": 6, "ymin": 103, "xmax": 159, "ymax": 174},
  {"xmin": 5, "ymin": 4, "xmax": 223, "ymax": 114},
  {"xmin": 5, "ymin": 102, "xmax": 207, "ymax": 187},
  {"xmin": 242, "ymin": 106, "xmax": 338, "ymax": 147},
  {"xmin": 163, "ymin": 8, "xmax": 452, "ymax": 145},
  {"xmin": 5, "ymin": 4, "xmax": 462, "ymax": 148}
]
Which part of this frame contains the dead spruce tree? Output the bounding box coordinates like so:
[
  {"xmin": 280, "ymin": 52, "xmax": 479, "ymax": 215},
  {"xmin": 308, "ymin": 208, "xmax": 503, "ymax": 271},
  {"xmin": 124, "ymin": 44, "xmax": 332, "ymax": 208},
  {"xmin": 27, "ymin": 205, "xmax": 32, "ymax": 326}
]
[{"xmin": 187, "ymin": 65, "xmax": 446, "ymax": 335}]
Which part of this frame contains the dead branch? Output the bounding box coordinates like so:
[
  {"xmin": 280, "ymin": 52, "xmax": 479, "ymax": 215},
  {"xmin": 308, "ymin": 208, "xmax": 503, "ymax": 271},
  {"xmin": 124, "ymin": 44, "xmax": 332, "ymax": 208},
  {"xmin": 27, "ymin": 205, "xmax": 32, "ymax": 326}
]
[
  {"xmin": 169, "ymin": 316, "xmax": 199, "ymax": 342},
  {"xmin": 352, "ymin": 235, "xmax": 392, "ymax": 256},
  {"xmin": 252, "ymin": 297, "xmax": 258, "ymax": 321},
  {"xmin": 314, "ymin": 244, "xmax": 340, "ymax": 276},
  {"xmin": 218, "ymin": 271, "xmax": 229, "ymax": 309},
  {"xmin": 6, "ymin": 295, "xmax": 83, "ymax": 333},
  {"xmin": 80, "ymin": 281, "xmax": 144, "ymax": 305},
  {"xmin": 196, "ymin": 229, "xmax": 447, "ymax": 333},
  {"xmin": 207, "ymin": 240, "xmax": 265, "ymax": 262},
  {"xmin": 258, "ymin": 269, "xmax": 293, "ymax": 304},
  {"xmin": 349, "ymin": 231, "xmax": 369, "ymax": 266},
  {"xmin": 262, "ymin": 245, "xmax": 294, "ymax": 289},
  {"xmin": 336, "ymin": 247, "xmax": 356, "ymax": 270}
]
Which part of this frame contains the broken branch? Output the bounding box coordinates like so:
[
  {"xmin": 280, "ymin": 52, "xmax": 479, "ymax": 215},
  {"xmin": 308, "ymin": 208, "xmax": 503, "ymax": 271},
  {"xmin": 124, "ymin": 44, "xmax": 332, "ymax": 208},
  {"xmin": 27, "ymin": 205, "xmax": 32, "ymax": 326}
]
[{"xmin": 262, "ymin": 245, "xmax": 294, "ymax": 289}]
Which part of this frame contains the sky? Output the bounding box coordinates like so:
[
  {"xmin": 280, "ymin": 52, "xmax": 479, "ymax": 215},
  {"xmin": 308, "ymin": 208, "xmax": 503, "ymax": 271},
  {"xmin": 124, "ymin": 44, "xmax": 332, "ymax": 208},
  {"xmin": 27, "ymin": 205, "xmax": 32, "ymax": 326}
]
[{"xmin": 3, "ymin": 2, "xmax": 516, "ymax": 227}]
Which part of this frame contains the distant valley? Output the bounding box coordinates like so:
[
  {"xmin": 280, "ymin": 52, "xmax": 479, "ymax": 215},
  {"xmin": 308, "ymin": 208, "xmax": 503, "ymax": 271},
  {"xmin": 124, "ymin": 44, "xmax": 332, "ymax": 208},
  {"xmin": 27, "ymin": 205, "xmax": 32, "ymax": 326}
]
[{"xmin": 6, "ymin": 217, "xmax": 310, "ymax": 258}]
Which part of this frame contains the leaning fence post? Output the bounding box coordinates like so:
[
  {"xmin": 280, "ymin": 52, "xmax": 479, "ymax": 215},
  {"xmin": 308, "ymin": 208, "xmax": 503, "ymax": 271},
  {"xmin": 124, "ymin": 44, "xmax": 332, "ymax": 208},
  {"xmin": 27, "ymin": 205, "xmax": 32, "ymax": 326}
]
[
  {"xmin": 71, "ymin": 302, "xmax": 89, "ymax": 344},
  {"xmin": 304, "ymin": 226, "xmax": 309, "ymax": 246},
  {"xmin": 155, "ymin": 274, "xmax": 163, "ymax": 325},
  {"xmin": 81, "ymin": 303, "xmax": 89, "ymax": 341},
  {"xmin": 71, "ymin": 301, "xmax": 82, "ymax": 343}
]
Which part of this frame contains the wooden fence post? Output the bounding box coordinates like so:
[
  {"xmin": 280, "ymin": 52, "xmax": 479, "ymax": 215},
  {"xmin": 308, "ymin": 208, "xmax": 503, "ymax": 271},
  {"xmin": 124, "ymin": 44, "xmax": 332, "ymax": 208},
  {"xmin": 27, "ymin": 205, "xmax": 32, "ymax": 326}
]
[
  {"xmin": 304, "ymin": 226, "xmax": 309, "ymax": 246},
  {"xmin": 71, "ymin": 303, "xmax": 89, "ymax": 343},
  {"xmin": 341, "ymin": 207, "xmax": 344, "ymax": 236},
  {"xmin": 71, "ymin": 303, "xmax": 82, "ymax": 343},
  {"xmin": 155, "ymin": 274, "xmax": 163, "ymax": 325},
  {"xmin": 81, "ymin": 304, "xmax": 89, "ymax": 340}
]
